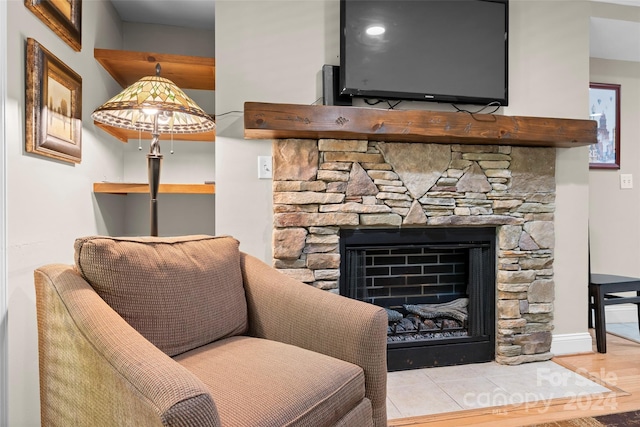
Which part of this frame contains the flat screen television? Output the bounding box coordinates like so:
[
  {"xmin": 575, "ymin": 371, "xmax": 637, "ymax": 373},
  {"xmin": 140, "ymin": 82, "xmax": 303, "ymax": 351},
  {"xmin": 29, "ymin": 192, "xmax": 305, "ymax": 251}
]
[{"xmin": 340, "ymin": 0, "xmax": 509, "ymax": 106}]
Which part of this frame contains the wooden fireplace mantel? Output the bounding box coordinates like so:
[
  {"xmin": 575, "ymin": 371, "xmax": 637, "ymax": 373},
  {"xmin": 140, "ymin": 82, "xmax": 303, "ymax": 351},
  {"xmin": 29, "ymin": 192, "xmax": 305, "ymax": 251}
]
[{"xmin": 244, "ymin": 102, "xmax": 597, "ymax": 148}]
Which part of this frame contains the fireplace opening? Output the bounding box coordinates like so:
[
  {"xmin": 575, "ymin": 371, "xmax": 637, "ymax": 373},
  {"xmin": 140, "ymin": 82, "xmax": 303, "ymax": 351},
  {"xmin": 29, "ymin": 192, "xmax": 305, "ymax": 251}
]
[{"xmin": 339, "ymin": 227, "xmax": 496, "ymax": 371}]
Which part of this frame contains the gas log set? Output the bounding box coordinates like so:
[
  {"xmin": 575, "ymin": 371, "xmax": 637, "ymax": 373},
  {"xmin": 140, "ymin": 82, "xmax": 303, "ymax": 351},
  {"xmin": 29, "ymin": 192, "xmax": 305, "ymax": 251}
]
[{"xmin": 386, "ymin": 298, "xmax": 469, "ymax": 342}]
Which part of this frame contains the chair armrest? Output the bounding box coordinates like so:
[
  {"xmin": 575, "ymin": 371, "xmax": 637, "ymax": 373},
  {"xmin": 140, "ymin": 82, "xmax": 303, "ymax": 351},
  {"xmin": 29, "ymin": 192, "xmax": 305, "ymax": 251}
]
[
  {"xmin": 34, "ymin": 264, "xmax": 221, "ymax": 427},
  {"xmin": 240, "ymin": 253, "xmax": 387, "ymax": 426}
]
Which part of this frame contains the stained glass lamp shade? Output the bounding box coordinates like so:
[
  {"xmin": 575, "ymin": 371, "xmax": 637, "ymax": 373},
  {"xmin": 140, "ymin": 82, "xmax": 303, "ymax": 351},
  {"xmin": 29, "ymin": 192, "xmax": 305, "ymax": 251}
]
[
  {"xmin": 92, "ymin": 65, "xmax": 215, "ymax": 236},
  {"xmin": 91, "ymin": 74, "xmax": 214, "ymax": 134}
]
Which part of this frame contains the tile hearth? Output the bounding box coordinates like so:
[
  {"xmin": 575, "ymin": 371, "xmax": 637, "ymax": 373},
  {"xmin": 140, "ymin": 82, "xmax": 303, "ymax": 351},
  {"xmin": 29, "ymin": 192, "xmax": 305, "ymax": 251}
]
[{"xmin": 386, "ymin": 360, "xmax": 611, "ymax": 420}]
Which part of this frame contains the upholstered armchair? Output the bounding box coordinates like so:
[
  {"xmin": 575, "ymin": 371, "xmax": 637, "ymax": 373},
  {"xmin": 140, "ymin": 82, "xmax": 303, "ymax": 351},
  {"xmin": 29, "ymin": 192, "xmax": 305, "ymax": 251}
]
[{"xmin": 34, "ymin": 235, "xmax": 387, "ymax": 427}]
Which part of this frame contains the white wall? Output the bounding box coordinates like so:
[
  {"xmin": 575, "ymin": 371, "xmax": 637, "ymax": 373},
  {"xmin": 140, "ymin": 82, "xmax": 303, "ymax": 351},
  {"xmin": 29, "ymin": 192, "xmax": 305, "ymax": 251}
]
[
  {"xmin": 216, "ymin": 0, "xmax": 594, "ymax": 353},
  {"xmin": 589, "ymin": 2, "xmax": 640, "ymax": 287},
  {"xmin": 123, "ymin": 22, "xmax": 215, "ymax": 57},
  {"xmin": 590, "ymin": 59, "xmax": 640, "ymax": 273},
  {"xmin": 0, "ymin": 1, "xmax": 7, "ymax": 424},
  {"xmin": 6, "ymin": 0, "xmax": 125, "ymax": 424},
  {"xmin": 589, "ymin": 2, "xmax": 640, "ymax": 324},
  {"xmin": 589, "ymin": 55, "xmax": 640, "ymax": 322},
  {"xmin": 507, "ymin": 2, "xmax": 592, "ymax": 352},
  {"xmin": 215, "ymin": 0, "xmax": 338, "ymax": 259}
]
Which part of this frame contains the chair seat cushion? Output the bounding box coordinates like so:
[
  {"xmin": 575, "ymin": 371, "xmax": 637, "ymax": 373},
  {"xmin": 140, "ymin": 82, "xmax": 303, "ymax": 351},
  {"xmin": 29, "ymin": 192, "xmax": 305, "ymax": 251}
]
[
  {"xmin": 174, "ymin": 336, "xmax": 368, "ymax": 427},
  {"xmin": 74, "ymin": 235, "xmax": 248, "ymax": 357}
]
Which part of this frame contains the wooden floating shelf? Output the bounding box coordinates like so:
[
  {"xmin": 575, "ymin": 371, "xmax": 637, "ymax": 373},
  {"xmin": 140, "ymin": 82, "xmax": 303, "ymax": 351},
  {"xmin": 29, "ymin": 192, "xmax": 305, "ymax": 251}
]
[
  {"xmin": 94, "ymin": 49, "xmax": 215, "ymax": 90},
  {"xmin": 93, "ymin": 183, "xmax": 215, "ymax": 195},
  {"xmin": 94, "ymin": 121, "xmax": 215, "ymax": 143},
  {"xmin": 244, "ymin": 102, "xmax": 597, "ymax": 148}
]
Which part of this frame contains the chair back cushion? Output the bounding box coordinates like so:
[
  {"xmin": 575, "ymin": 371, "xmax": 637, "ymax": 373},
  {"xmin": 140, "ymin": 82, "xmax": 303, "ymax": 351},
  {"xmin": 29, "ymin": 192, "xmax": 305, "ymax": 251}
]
[{"xmin": 74, "ymin": 235, "xmax": 248, "ymax": 357}]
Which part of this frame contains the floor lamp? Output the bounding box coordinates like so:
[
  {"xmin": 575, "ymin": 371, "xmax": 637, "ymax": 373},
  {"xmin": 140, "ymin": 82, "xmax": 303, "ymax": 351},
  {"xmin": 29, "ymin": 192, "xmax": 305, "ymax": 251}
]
[{"xmin": 92, "ymin": 64, "xmax": 215, "ymax": 236}]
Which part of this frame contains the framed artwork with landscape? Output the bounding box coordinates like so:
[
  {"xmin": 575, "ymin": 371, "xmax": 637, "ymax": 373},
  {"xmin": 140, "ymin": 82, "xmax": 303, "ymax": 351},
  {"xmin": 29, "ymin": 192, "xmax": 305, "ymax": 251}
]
[
  {"xmin": 589, "ymin": 82, "xmax": 620, "ymax": 170},
  {"xmin": 25, "ymin": 0, "xmax": 82, "ymax": 51},
  {"xmin": 26, "ymin": 38, "xmax": 82, "ymax": 164}
]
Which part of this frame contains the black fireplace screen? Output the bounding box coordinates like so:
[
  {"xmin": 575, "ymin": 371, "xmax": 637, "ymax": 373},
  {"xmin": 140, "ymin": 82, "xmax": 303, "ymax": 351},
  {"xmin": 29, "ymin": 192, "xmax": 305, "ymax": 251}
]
[
  {"xmin": 340, "ymin": 227, "xmax": 496, "ymax": 370},
  {"xmin": 345, "ymin": 245, "xmax": 468, "ymax": 307}
]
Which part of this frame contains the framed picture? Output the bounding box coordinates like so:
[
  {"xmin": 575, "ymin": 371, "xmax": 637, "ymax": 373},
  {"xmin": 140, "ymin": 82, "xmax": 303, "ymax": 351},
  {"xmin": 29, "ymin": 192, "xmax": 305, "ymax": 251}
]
[
  {"xmin": 26, "ymin": 38, "xmax": 82, "ymax": 164},
  {"xmin": 589, "ymin": 82, "xmax": 620, "ymax": 169},
  {"xmin": 25, "ymin": 0, "xmax": 82, "ymax": 52}
]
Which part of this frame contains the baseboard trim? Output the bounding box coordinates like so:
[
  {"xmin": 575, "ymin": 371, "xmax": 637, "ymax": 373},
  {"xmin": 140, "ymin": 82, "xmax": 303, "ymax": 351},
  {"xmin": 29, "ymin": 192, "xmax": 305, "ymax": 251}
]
[
  {"xmin": 551, "ymin": 332, "xmax": 593, "ymax": 356},
  {"xmin": 605, "ymin": 305, "xmax": 638, "ymax": 323}
]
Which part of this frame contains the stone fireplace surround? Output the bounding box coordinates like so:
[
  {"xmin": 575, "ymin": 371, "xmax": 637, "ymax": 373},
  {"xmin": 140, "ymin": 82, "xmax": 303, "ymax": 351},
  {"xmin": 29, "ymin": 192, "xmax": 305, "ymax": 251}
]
[
  {"xmin": 243, "ymin": 102, "xmax": 596, "ymax": 366},
  {"xmin": 271, "ymin": 139, "xmax": 556, "ymax": 365}
]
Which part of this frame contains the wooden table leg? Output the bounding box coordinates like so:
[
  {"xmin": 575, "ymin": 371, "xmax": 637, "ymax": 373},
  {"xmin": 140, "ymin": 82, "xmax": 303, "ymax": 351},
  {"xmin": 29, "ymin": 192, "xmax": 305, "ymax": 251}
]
[
  {"xmin": 637, "ymin": 291, "xmax": 640, "ymax": 333},
  {"xmin": 592, "ymin": 284, "xmax": 607, "ymax": 353},
  {"xmin": 588, "ymin": 292, "xmax": 593, "ymax": 329}
]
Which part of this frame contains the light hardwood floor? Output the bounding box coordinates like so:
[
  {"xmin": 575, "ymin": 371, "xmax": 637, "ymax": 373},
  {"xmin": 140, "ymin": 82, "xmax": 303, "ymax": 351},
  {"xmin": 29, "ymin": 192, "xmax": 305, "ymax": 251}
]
[{"xmin": 388, "ymin": 331, "xmax": 640, "ymax": 427}]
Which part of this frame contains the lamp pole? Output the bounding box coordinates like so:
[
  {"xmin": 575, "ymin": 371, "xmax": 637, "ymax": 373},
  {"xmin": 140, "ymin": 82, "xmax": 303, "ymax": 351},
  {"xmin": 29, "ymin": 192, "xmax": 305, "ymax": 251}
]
[{"xmin": 147, "ymin": 113, "xmax": 162, "ymax": 237}]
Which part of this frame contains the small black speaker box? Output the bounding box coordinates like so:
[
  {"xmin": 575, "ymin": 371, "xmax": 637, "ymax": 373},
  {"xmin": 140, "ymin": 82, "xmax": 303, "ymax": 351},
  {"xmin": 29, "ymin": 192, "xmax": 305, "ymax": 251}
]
[{"xmin": 322, "ymin": 64, "xmax": 352, "ymax": 106}]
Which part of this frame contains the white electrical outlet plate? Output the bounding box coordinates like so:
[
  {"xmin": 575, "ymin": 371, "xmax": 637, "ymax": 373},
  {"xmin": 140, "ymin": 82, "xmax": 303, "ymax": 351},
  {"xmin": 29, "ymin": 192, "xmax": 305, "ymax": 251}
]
[
  {"xmin": 620, "ymin": 174, "xmax": 633, "ymax": 189},
  {"xmin": 258, "ymin": 156, "xmax": 273, "ymax": 179}
]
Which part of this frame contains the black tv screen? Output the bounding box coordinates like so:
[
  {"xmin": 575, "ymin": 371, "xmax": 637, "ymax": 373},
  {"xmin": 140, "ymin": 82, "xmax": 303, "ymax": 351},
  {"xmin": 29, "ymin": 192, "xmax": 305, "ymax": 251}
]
[{"xmin": 340, "ymin": 0, "xmax": 508, "ymax": 106}]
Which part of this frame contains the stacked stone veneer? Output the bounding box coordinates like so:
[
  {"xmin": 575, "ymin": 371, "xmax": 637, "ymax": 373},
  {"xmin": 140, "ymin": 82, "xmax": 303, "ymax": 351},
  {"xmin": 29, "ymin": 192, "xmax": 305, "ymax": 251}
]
[{"xmin": 272, "ymin": 138, "xmax": 556, "ymax": 365}]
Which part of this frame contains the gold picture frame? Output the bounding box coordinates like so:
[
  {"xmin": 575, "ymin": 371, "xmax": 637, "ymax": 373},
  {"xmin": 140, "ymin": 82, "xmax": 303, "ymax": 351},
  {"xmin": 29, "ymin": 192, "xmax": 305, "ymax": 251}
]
[
  {"xmin": 25, "ymin": 0, "xmax": 82, "ymax": 52},
  {"xmin": 26, "ymin": 38, "xmax": 82, "ymax": 164}
]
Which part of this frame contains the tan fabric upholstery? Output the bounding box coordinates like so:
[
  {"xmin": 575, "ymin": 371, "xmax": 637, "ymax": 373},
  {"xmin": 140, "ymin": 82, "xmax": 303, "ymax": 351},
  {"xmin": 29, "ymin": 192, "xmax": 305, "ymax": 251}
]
[
  {"xmin": 74, "ymin": 235, "xmax": 247, "ymax": 357},
  {"xmin": 240, "ymin": 252, "xmax": 388, "ymax": 426},
  {"xmin": 36, "ymin": 235, "xmax": 387, "ymax": 427},
  {"xmin": 334, "ymin": 400, "xmax": 375, "ymax": 427},
  {"xmin": 34, "ymin": 264, "xmax": 220, "ymax": 427},
  {"xmin": 175, "ymin": 336, "xmax": 369, "ymax": 426}
]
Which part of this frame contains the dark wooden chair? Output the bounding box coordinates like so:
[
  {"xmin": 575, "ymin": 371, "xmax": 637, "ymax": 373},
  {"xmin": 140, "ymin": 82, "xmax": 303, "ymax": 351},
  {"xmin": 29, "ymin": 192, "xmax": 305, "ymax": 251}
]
[{"xmin": 588, "ymin": 273, "xmax": 640, "ymax": 353}]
